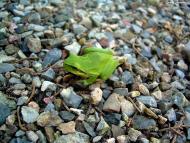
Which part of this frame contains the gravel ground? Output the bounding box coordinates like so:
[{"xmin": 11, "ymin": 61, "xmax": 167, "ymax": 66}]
[{"xmin": 1, "ymin": 0, "xmax": 190, "ymax": 143}]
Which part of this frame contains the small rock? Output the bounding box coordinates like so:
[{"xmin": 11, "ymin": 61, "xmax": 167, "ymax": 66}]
[
  {"xmin": 183, "ymin": 41, "xmax": 190, "ymax": 62},
  {"xmin": 41, "ymin": 81, "xmax": 57, "ymax": 92},
  {"xmin": 26, "ymin": 131, "xmax": 39, "ymax": 143},
  {"xmin": 104, "ymin": 113, "xmax": 121, "ymax": 125},
  {"xmin": 96, "ymin": 117, "xmax": 110, "ymax": 135},
  {"xmin": 106, "ymin": 138, "xmax": 115, "ymax": 143},
  {"xmin": 133, "ymin": 115, "xmax": 157, "ymax": 130},
  {"xmin": 0, "ymin": 63, "xmax": 15, "ymax": 73},
  {"xmin": 83, "ymin": 121, "xmax": 96, "ymax": 137},
  {"xmin": 103, "ymin": 93, "xmax": 121, "ymax": 112},
  {"xmin": 60, "ymin": 87, "xmax": 83, "ymax": 108},
  {"xmin": 6, "ymin": 114, "xmax": 15, "ymax": 125},
  {"xmin": 177, "ymin": 60, "xmax": 188, "ymax": 71},
  {"xmin": 21, "ymin": 74, "xmax": 32, "ymax": 83},
  {"xmin": 128, "ymin": 128, "xmax": 142, "ymax": 142},
  {"xmin": 121, "ymin": 71, "xmax": 134, "ymax": 85},
  {"xmin": 27, "ymin": 37, "xmax": 41, "ymax": 53},
  {"xmin": 113, "ymin": 88, "xmax": 128, "ymax": 96},
  {"xmin": 131, "ymin": 24, "xmax": 142, "ymax": 34},
  {"xmin": 111, "ymin": 124, "xmax": 125, "ymax": 138},
  {"xmin": 0, "ymin": 91, "xmax": 16, "ymax": 109},
  {"xmin": 73, "ymin": 24, "xmax": 87, "ymax": 35},
  {"xmin": 33, "ymin": 76, "xmax": 41, "ymax": 88},
  {"xmin": 137, "ymin": 96, "xmax": 157, "ymax": 107},
  {"xmin": 91, "ymin": 14, "xmax": 104, "ymax": 26},
  {"xmin": 57, "ymin": 121, "xmax": 76, "ymax": 134},
  {"xmin": 165, "ymin": 108, "xmax": 176, "ymax": 122},
  {"xmin": 21, "ymin": 106, "xmax": 39, "ymax": 123},
  {"xmin": 28, "ymin": 101, "xmax": 40, "ymax": 112},
  {"xmin": 90, "ymin": 87, "xmax": 103, "ymax": 105},
  {"xmin": 45, "ymin": 127, "xmax": 55, "ymax": 143},
  {"xmin": 64, "ymin": 41, "xmax": 81, "ymax": 55},
  {"xmin": 138, "ymin": 84, "xmax": 150, "ymax": 96},
  {"xmin": 54, "ymin": 132, "xmax": 90, "ymax": 143},
  {"xmin": 117, "ymin": 135, "xmax": 129, "ymax": 143},
  {"xmin": 93, "ymin": 136, "xmax": 102, "ymax": 143},
  {"xmin": 172, "ymin": 92, "xmax": 189, "ymax": 108},
  {"xmin": 80, "ymin": 17, "xmax": 92, "ymax": 29},
  {"xmin": 9, "ymin": 77, "xmax": 22, "ymax": 84},
  {"xmin": 41, "ymin": 68, "xmax": 55, "ymax": 81},
  {"xmin": 0, "ymin": 103, "xmax": 11, "ymax": 125},
  {"xmin": 17, "ymin": 96, "xmax": 28, "ymax": 105},
  {"xmin": 59, "ymin": 111, "xmax": 75, "ymax": 121},
  {"xmin": 13, "ymin": 83, "xmax": 26, "ymax": 90},
  {"xmin": 161, "ymin": 72, "xmax": 171, "ymax": 83},
  {"xmin": 36, "ymin": 130, "xmax": 47, "ymax": 143},
  {"xmin": 42, "ymin": 48, "xmax": 62, "ymax": 68},
  {"xmin": 119, "ymin": 97, "xmax": 135, "ymax": 117},
  {"xmin": 37, "ymin": 111, "xmax": 62, "ymax": 127},
  {"xmin": 151, "ymin": 90, "xmax": 163, "ymax": 100},
  {"xmin": 5, "ymin": 44, "xmax": 18, "ymax": 55},
  {"xmin": 28, "ymin": 12, "xmax": 41, "ymax": 24},
  {"xmin": 171, "ymin": 81, "xmax": 185, "ymax": 90},
  {"xmin": 175, "ymin": 69, "xmax": 185, "ymax": 79},
  {"xmin": 15, "ymin": 130, "xmax": 25, "ymax": 137}
]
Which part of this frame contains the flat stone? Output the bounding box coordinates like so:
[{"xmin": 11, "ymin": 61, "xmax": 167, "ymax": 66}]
[
  {"xmin": 64, "ymin": 41, "xmax": 81, "ymax": 55},
  {"xmin": 73, "ymin": 24, "xmax": 87, "ymax": 35},
  {"xmin": 0, "ymin": 63, "xmax": 15, "ymax": 73},
  {"xmin": 37, "ymin": 111, "xmax": 62, "ymax": 127},
  {"xmin": 111, "ymin": 124, "xmax": 125, "ymax": 138},
  {"xmin": 59, "ymin": 111, "xmax": 75, "ymax": 121},
  {"xmin": 42, "ymin": 48, "xmax": 62, "ymax": 68},
  {"xmin": 28, "ymin": 12, "xmax": 41, "ymax": 24},
  {"xmin": 60, "ymin": 87, "xmax": 83, "ymax": 108},
  {"xmin": 0, "ymin": 103, "xmax": 11, "ymax": 125},
  {"xmin": 113, "ymin": 88, "xmax": 128, "ymax": 96},
  {"xmin": 41, "ymin": 68, "xmax": 55, "ymax": 81},
  {"xmin": 119, "ymin": 97, "xmax": 135, "ymax": 117},
  {"xmin": 45, "ymin": 127, "xmax": 55, "ymax": 143},
  {"xmin": 57, "ymin": 121, "xmax": 76, "ymax": 134},
  {"xmin": 41, "ymin": 81, "xmax": 57, "ymax": 92},
  {"xmin": 128, "ymin": 128, "xmax": 142, "ymax": 142},
  {"xmin": 26, "ymin": 131, "xmax": 39, "ymax": 142},
  {"xmin": 27, "ymin": 37, "xmax": 41, "ymax": 53},
  {"xmin": 0, "ymin": 91, "xmax": 16, "ymax": 109},
  {"xmin": 165, "ymin": 108, "xmax": 176, "ymax": 122},
  {"xmin": 103, "ymin": 93, "xmax": 121, "ymax": 112},
  {"xmin": 17, "ymin": 96, "xmax": 28, "ymax": 105},
  {"xmin": 54, "ymin": 132, "xmax": 90, "ymax": 143},
  {"xmin": 83, "ymin": 121, "xmax": 96, "ymax": 137},
  {"xmin": 172, "ymin": 92, "xmax": 189, "ymax": 108},
  {"xmin": 104, "ymin": 113, "xmax": 121, "ymax": 125},
  {"xmin": 137, "ymin": 96, "xmax": 157, "ymax": 107},
  {"xmin": 21, "ymin": 106, "xmax": 39, "ymax": 123},
  {"xmin": 121, "ymin": 71, "xmax": 134, "ymax": 85},
  {"xmin": 96, "ymin": 117, "xmax": 110, "ymax": 135},
  {"xmin": 90, "ymin": 87, "xmax": 103, "ymax": 105},
  {"xmin": 5, "ymin": 44, "xmax": 18, "ymax": 55},
  {"xmin": 133, "ymin": 115, "xmax": 157, "ymax": 130}
]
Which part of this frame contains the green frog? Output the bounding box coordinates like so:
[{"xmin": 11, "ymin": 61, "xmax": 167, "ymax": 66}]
[{"xmin": 63, "ymin": 47, "xmax": 120, "ymax": 85}]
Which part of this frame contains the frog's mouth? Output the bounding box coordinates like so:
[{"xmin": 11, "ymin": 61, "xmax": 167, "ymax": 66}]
[{"xmin": 63, "ymin": 64, "xmax": 89, "ymax": 79}]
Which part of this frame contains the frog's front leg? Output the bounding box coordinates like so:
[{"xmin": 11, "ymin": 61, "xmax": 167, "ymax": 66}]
[{"xmin": 81, "ymin": 75, "xmax": 98, "ymax": 86}]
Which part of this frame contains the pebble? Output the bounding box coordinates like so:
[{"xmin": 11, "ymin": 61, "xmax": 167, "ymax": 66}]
[
  {"xmin": 183, "ymin": 41, "xmax": 190, "ymax": 62},
  {"xmin": 45, "ymin": 127, "xmax": 55, "ymax": 143},
  {"xmin": 90, "ymin": 87, "xmax": 103, "ymax": 105},
  {"xmin": 175, "ymin": 69, "xmax": 185, "ymax": 79},
  {"xmin": 128, "ymin": 128, "xmax": 142, "ymax": 142},
  {"xmin": 0, "ymin": 91, "xmax": 16, "ymax": 109},
  {"xmin": 117, "ymin": 135, "xmax": 129, "ymax": 143},
  {"xmin": 151, "ymin": 90, "xmax": 163, "ymax": 100},
  {"xmin": 172, "ymin": 92, "xmax": 189, "ymax": 108},
  {"xmin": 28, "ymin": 12, "xmax": 41, "ymax": 24},
  {"xmin": 5, "ymin": 44, "xmax": 18, "ymax": 55},
  {"xmin": 83, "ymin": 121, "xmax": 96, "ymax": 137},
  {"xmin": 133, "ymin": 115, "xmax": 157, "ymax": 130},
  {"xmin": 9, "ymin": 77, "xmax": 22, "ymax": 84},
  {"xmin": 54, "ymin": 132, "xmax": 90, "ymax": 143},
  {"xmin": 13, "ymin": 83, "xmax": 26, "ymax": 90},
  {"xmin": 93, "ymin": 136, "xmax": 102, "ymax": 143},
  {"xmin": 165, "ymin": 108, "xmax": 176, "ymax": 122},
  {"xmin": 103, "ymin": 93, "xmax": 121, "ymax": 112},
  {"xmin": 119, "ymin": 97, "xmax": 135, "ymax": 117},
  {"xmin": 36, "ymin": 130, "xmax": 47, "ymax": 143},
  {"xmin": 26, "ymin": 131, "xmax": 39, "ymax": 142},
  {"xmin": 171, "ymin": 81, "xmax": 185, "ymax": 90},
  {"xmin": 64, "ymin": 41, "xmax": 81, "ymax": 55},
  {"xmin": 41, "ymin": 68, "xmax": 55, "ymax": 81},
  {"xmin": 0, "ymin": 103, "xmax": 11, "ymax": 125},
  {"xmin": 177, "ymin": 60, "xmax": 188, "ymax": 71},
  {"xmin": 121, "ymin": 71, "xmax": 134, "ymax": 84},
  {"xmin": 42, "ymin": 48, "xmax": 62, "ymax": 68},
  {"xmin": 73, "ymin": 24, "xmax": 88, "ymax": 35},
  {"xmin": 17, "ymin": 96, "xmax": 28, "ymax": 105},
  {"xmin": 41, "ymin": 81, "xmax": 57, "ymax": 92},
  {"xmin": 106, "ymin": 138, "xmax": 115, "ymax": 143},
  {"xmin": 0, "ymin": 63, "xmax": 15, "ymax": 74},
  {"xmin": 131, "ymin": 24, "xmax": 142, "ymax": 34},
  {"xmin": 57, "ymin": 121, "xmax": 76, "ymax": 134},
  {"xmin": 21, "ymin": 74, "xmax": 32, "ymax": 83},
  {"xmin": 105, "ymin": 113, "xmax": 121, "ymax": 125},
  {"xmin": 33, "ymin": 76, "xmax": 42, "ymax": 88},
  {"xmin": 96, "ymin": 117, "xmax": 110, "ymax": 135},
  {"xmin": 60, "ymin": 87, "xmax": 83, "ymax": 108},
  {"xmin": 27, "ymin": 37, "xmax": 41, "ymax": 53},
  {"xmin": 59, "ymin": 111, "xmax": 75, "ymax": 121},
  {"xmin": 137, "ymin": 96, "xmax": 157, "ymax": 107},
  {"xmin": 37, "ymin": 111, "xmax": 62, "ymax": 127},
  {"xmin": 111, "ymin": 124, "xmax": 125, "ymax": 138},
  {"xmin": 21, "ymin": 106, "xmax": 39, "ymax": 123},
  {"xmin": 138, "ymin": 84, "xmax": 150, "ymax": 96},
  {"xmin": 113, "ymin": 88, "xmax": 128, "ymax": 96}
]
